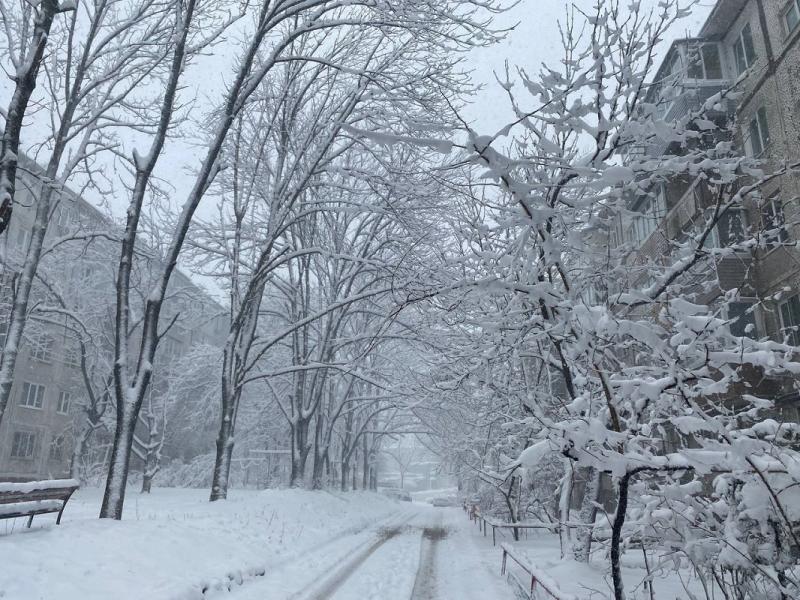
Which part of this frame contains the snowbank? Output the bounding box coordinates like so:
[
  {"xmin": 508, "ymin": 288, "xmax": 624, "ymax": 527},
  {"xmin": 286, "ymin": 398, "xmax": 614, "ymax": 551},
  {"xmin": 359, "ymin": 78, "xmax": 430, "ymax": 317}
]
[{"xmin": 0, "ymin": 487, "xmax": 399, "ymax": 600}]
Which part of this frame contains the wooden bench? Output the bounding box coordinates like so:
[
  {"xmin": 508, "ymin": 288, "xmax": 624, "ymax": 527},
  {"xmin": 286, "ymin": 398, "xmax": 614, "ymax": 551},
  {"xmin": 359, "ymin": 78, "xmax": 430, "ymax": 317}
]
[{"xmin": 0, "ymin": 479, "xmax": 79, "ymax": 529}]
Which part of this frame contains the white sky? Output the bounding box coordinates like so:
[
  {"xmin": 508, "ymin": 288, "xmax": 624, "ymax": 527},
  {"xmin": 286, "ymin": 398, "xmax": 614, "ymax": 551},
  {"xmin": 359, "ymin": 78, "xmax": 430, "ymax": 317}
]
[{"xmin": 462, "ymin": 0, "xmax": 715, "ymax": 132}]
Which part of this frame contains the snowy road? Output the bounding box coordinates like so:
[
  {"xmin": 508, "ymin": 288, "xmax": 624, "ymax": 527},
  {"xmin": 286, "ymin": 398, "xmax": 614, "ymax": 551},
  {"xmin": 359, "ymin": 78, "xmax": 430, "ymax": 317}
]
[{"xmin": 224, "ymin": 504, "xmax": 513, "ymax": 600}]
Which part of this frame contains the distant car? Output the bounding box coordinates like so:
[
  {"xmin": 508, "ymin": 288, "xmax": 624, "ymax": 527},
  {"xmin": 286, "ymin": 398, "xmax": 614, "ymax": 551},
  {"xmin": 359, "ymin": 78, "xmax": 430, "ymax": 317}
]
[
  {"xmin": 381, "ymin": 488, "xmax": 412, "ymax": 502},
  {"xmin": 431, "ymin": 495, "xmax": 458, "ymax": 507}
]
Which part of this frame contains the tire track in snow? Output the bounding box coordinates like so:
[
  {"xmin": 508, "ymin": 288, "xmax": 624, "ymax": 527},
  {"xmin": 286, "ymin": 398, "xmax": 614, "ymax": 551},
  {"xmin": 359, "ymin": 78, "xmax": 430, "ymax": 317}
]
[
  {"xmin": 290, "ymin": 511, "xmax": 418, "ymax": 600},
  {"xmin": 409, "ymin": 525, "xmax": 448, "ymax": 600},
  {"xmin": 297, "ymin": 525, "xmax": 405, "ymax": 600},
  {"xmin": 202, "ymin": 509, "xmax": 413, "ymax": 599}
]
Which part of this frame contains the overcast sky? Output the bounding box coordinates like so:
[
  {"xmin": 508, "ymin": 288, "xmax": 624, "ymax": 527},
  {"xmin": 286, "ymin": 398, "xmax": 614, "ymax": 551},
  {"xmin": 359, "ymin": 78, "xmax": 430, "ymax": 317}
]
[{"xmin": 463, "ymin": 0, "xmax": 715, "ymax": 133}]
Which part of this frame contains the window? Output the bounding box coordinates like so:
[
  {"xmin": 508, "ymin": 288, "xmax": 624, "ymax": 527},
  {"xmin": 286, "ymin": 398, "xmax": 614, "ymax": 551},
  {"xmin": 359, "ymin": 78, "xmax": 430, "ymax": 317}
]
[
  {"xmin": 733, "ymin": 23, "xmax": 757, "ymax": 75},
  {"xmin": 56, "ymin": 391, "xmax": 71, "ymax": 414},
  {"xmin": 19, "ymin": 381, "xmax": 45, "ymax": 409},
  {"xmin": 763, "ymin": 192, "xmax": 789, "ymax": 247},
  {"xmin": 629, "ymin": 188, "xmax": 667, "ymax": 245},
  {"xmin": 30, "ymin": 335, "xmax": 54, "ymax": 363},
  {"xmin": 49, "ymin": 436, "xmax": 65, "ymax": 461},
  {"xmin": 55, "ymin": 206, "xmax": 73, "ymax": 230},
  {"xmin": 727, "ymin": 301, "xmax": 757, "ymax": 337},
  {"xmin": 779, "ymin": 295, "xmax": 800, "ymax": 345},
  {"xmin": 10, "ymin": 431, "xmax": 37, "ymax": 459},
  {"xmin": 747, "ymin": 107, "xmax": 770, "ymax": 156},
  {"xmin": 63, "ymin": 344, "xmax": 81, "ymax": 367},
  {"xmin": 14, "ymin": 227, "xmax": 29, "ymax": 253},
  {"xmin": 785, "ymin": 1, "xmax": 800, "ymax": 34},
  {"xmin": 0, "ymin": 322, "xmax": 6, "ymax": 348},
  {"xmin": 717, "ymin": 207, "xmax": 747, "ymax": 247},
  {"xmin": 686, "ymin": 43, "xmax": 723, "ymax": 80}
]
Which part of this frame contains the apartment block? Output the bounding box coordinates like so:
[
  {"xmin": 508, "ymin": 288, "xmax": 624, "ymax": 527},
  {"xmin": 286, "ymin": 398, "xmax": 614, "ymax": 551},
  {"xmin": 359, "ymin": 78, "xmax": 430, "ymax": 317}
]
[
  {"xmin": 608, "ymin": 0, "xmax": 800, "ymax": 429},
  {"xmin": 0, "ymin": 157, "xmax": 227, "ymax": 481}
]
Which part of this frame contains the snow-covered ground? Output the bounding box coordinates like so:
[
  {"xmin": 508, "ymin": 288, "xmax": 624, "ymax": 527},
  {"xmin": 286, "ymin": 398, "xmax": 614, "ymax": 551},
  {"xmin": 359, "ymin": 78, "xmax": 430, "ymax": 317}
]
[
  {"xmin": 0, "ymin": 486, "xmax": 520, "ymax": 600},
  {"xmin": 491, "ymin": 524, "xmax": 711, "ymax": 600},
  {"xmin": 0, "ymin": 487, "xmax": 405, "ymax": 600},
  {"xmin": 0, "ymin": 487, "xmax": 708, "ymax": 600}
]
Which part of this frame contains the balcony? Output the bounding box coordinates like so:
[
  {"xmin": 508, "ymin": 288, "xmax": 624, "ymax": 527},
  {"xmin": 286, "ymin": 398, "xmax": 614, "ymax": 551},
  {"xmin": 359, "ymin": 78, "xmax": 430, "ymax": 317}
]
[{"xmin": 632, "ymin": 39, "xmax": 734, "ymax": 159}]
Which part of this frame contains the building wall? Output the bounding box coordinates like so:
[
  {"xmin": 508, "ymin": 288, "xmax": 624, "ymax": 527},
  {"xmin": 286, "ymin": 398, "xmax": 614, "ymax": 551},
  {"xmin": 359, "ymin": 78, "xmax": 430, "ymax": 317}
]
[
  {"xmin": 0, "ymin": 160, "xmax": 227, "ymax": 482},
  {"xmin": 704, "ymin": 0, "xmax": 800, "ymax": 342}
]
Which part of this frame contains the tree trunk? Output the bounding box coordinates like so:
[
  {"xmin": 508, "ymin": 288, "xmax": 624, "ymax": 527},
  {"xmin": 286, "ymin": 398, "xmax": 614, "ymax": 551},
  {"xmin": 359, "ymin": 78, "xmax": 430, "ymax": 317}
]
[
  {"xmin": 140, "ymin": 408, "xmax": 162, "ymax": 494},
  {"xmin": 558, "ymin": 459, "xmax": 574, "ymax": 556},
  {"xmin": 69, "ymin": 424, "xmax": 94, "ymax": 481},
  {"xmin": 210, "ymin": 377, "xmax": 240, "ymax": 501},
  {"xmin": 573, "ymin": 467, "xmax": 601, "ymax": 563},
  {"xmin": 99, "ymin": 406, "xmax": 138, "ymax": 519},
  {"xmin": 310, "ymin": 412, "xmax": 326, "ymax": 490},
  {"xmin": 341, "ymin": 460, "xmax": 349, "ymax": 491},
  {"xmin": 311, "ymin": 447, "xmax": 326, "ymax": 490},
  {"xmin": 361, "ymin": 436, "xmax": 369, "ymax": 490},
  {"xmin": 141, "ymin": 466, "xmax": 154, "ymax": 493},
  {"xmin": 0, "ymin": 0, "xmax": 62, "ymax": 236},
  {"xmin": 289, "ymin": 416, "xmax": 311, "ymax": 487},
  {"xmin": 610, "ymin": 473, "xmax": 630, "ymax": 600}
]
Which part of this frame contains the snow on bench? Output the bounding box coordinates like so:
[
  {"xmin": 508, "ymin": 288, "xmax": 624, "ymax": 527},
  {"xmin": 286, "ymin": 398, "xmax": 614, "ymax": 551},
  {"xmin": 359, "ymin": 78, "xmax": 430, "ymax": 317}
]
[
  {"xmin": 500, "ymin": 542, "xmax": 581, "ymax": 600},
  {"xmin": 0, "ymin": 479, "xmax": 79, "ymax": 530},
  {"xmin": 0, "ymin": 500, "xmax": 64, "ymax": 517},
  {"xmin": 0, "ymin": 478, "xmax": 79, "ymax": 494}
]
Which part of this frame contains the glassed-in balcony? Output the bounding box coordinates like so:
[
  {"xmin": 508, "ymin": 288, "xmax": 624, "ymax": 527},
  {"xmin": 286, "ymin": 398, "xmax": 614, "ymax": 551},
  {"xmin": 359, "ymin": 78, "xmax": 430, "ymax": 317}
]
[{"xmin": 637, "ymin": 39, "xmax": 733, "ymax": 158}]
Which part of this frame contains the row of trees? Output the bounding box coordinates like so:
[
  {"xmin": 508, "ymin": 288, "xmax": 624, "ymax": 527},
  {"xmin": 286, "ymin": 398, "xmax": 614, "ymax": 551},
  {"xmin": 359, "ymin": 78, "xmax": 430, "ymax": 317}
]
[{"xmin": 0, "ymin": 0, "xmax": 497, "ymax": 518}]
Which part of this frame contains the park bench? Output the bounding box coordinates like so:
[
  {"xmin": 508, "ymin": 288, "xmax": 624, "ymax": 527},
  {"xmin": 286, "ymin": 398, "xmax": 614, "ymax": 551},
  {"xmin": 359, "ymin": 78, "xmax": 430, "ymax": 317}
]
[{"xmin": 0, "ymin": 479, "xmax": 79, "ymax": 529}]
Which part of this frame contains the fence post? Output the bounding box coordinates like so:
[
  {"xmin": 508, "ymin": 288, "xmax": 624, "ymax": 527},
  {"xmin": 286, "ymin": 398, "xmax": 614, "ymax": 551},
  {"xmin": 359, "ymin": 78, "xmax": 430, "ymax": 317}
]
[
  {"xmin": 492, "ymin": 525, "xmax": 496, "ymax": 546},
  {"xmin": 501, "ymin": 548, "xmax": 508, "ymax": 575}
]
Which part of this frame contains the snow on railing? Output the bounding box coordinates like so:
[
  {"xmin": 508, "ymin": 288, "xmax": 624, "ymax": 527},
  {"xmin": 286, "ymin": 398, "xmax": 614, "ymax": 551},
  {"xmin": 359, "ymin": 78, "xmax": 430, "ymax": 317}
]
[
  {"xmin": 500, "ymin": 543, "xmax": 581, "ymax": 600},
  {"xmin": 478, "ymin": 514, "xmax": 596, "ymax": 546}
]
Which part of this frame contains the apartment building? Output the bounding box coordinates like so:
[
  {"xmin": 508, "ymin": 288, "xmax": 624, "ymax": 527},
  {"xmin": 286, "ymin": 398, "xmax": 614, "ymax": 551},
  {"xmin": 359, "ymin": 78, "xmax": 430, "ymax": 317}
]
[
  {"xmin": 0, "ymin": 157, "xmax": 228, "ymax": 482},
  {"xmin": 615, "ymin": 0, "xmax": 800, "ymax": 376}
]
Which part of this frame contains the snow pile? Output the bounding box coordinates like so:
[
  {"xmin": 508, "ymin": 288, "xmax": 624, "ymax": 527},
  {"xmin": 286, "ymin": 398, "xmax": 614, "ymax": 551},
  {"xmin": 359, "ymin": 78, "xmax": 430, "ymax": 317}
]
[{"xmin": 0, "ymin": 487, "xmax": 399, "ymax": 600}]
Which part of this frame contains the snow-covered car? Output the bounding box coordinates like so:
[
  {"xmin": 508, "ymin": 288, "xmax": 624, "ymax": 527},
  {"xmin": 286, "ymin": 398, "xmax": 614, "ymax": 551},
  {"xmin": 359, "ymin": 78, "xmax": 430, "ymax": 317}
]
[
  {"xmin": 431, "ymin": 495, "xmax": 459, "ymax": 507},
  {"xmin": 381, "ymin": 488, "xmax": 412, "ymax": 501}
]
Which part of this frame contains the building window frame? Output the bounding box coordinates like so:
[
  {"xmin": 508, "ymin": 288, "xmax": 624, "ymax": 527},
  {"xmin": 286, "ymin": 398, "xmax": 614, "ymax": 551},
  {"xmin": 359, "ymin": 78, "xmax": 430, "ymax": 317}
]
[
  {"xmin": 628, "ymin": 187, "xmax": 667, "ymax": 247},
  {"xmin": 14, "ymin": 227, "xmax": 29, "ymax": 254},
  {"xmin": 29, "ymin": 334, "xmax": 54, "ymax": 363},
  {"xmin": 784, "ymin": 0, "xmax": 800, "ymax": 36},
  {"xmin": 56, "ymin": 390, "xmax": 72, "ymax": 415},
  {"xmin": 49, "ymin": 435, "xmax": 66, "ymax": 461},
  {"xmin": 686, "ymin": 42, "xmax": 724, "ymax": 80},
  {"xmin": 10, "ymin": 430, "xmax": 37, "ymax": 459},
  {"xmin": 733, "ymin": 22, "xmax": 757, "ymax": 76},
  {"xmin": 762, "ymin": 191, "xmax": 789, "ymax": 248},
  {"xmin": 779, "ymin": 294, "xmax": 800, "ymax": 346},
  {"xmin": 724, "ymin": 300, "xmax": 759, "ymax": 338},
  {"xmin": 19, "ymin": 381, "xmax": 46, "ymax": 409},
  {"xmin": 746, "ymin": 106, "xmax": 770, "ymax": 157},
  {"xmin": 63, "ymin": 343, "xmax": 81, "ymax": 368}
]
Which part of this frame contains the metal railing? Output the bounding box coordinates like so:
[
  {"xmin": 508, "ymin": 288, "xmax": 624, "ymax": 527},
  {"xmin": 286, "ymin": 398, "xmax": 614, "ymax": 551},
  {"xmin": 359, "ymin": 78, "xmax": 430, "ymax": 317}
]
[{"xmin": 500, "ymin": 543, "xmax": 581, "ymax": 600}]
